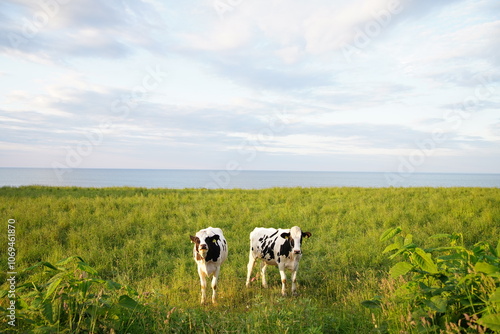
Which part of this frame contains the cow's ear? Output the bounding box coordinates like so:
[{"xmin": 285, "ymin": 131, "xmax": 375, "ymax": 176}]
[
  {"xmin": 302, "ymin": 232, "xmax": 312, "ymax": 238},
  {"xmin": 280, "ymin": 232, "xmax": 291, "ymax": 239},
  {"xmin": 190, "ymin": 235, "xmax": 200, "ymax": 244}
]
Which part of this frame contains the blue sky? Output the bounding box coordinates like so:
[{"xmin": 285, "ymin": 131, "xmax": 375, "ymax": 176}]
[{"xmin": 1, "ymin": 0, "xmax": 499, "ymax": 173}]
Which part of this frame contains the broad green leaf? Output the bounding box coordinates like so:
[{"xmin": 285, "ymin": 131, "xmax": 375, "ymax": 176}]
[
  {"xmin": 475, "ymin": 261, "xmax": 499, "ymax": 275},
  {"xmin": 389, "ymin": 243, "xmax": 417, "ymax": 260},
  {"xmin": 430, "ymin": 296, "xmax": 447, "ymax": 313},
  {"xmin": 457, "ymin": 273, "xmax": 478, "ymax": 286},
  {"xmin": 380, "ymin": 227, "xmax": 402, "ymax": 242},
  {"xmin": 478, "ymin": 313, "xmax": 500, "ymax": 331},
  {"xmin": 41, "ymin": 301, "xmax": 54, "ymax": 324},
  {"xmin": 394, "ymin": 236, "xmax": 404, "ymax": 248},
  {"xmin": 43, "ymin": 277, "xmax": 62, "ymax": 301},
  {"xmin": 118, "ymin": 295, "xmax": 142, "ymax": 310},
  {"xmin": 41, "ymin": 262, "xmax": 59, "ymax": 270},
  {"xmin": 17, "ymin": 297, "xmax": 29, "ymax": 309},
  {"xmin": 77, "ymin": 262, "xmax": 98, "ymax": 275},
  {"xmin": 496, "ymin": 239, "xmax": 500, "ymax": 258},
  {"xmin": 78, "ymin": 280, "xmax": 92, "ymax": 298},
  {"xmin": 404, "ymin": 234, "xmax": 413, "ymax": 246},
  {"xmin": 383, "ymin": 243, "xmax": 399, "ymax": 254},
  {"xmin": 106, "ymin": 280, "xmax": 122, "ymax": 290},
  {"xmin": 361, "ymin": 299, "xmax": 381, "ymax": 309},
  {"xmin": 389, "ymin": 262, "xmax": 414, "ymax": 278},
  {"xmin": 412, "ymin": 248, "xmax": 438, "ymax": 273},
  {"xmin": 437, "ymin": 253, "xmax": 467, "ymax": 262},
  {"xmin": 23, "ymin": 261, "xmax": 59, "ymax": 272},
  {"xmin": 89, "ymin": 278, "xmax": 106, "ymax": 284},
  {"xmin": 22, "ymin": 263, "xmax": 44, "ymax": 272},
  {"xmin": 427, "ymin": 246, "xmax": 466, "ymax": 252},
  {"xmin": 489, "ymin": 288, "xmax": 500, "ymax": 303},
  {"xmin": 56, "ymin": 256, "xmax": 85, "ymax": 266}
]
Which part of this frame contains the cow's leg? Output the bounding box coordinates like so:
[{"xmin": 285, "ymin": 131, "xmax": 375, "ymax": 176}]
[
  {"xmin": 291, "ymin": 266, "xmax": 299, "ymax": 295},
  {"xmin": 261, "ymin": 262, "xmax": 269, "ymax": 288},
  {"xmin": 198, "ymin": 267, "xmax": 207, "ymax": 304},
  {"xmin": 246, "ymin": 254, "xmax": 256, "ymax": 287},
  {"xmin": 211, "ymin": 266, "xmax": 221, "ymax": 304},
  {"xmin": 278, "ymin": 263, "xmax": 287, "ymax": 296}
]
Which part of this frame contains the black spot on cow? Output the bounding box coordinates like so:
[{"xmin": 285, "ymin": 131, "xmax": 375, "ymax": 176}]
[
  {"xmin": 205, "ymin": 235, "xmax": 221, "ymax": 262},
  {"xmin": 261, "ymin": 237, "xmax": 277, "ymax": 260},
  {"xmin": 278, "ymin": 239, "xmax": 293, "ymax": 258},
  {"xmin": 262, "ymin": 246, "xmax": 274, "ymax": 260}
]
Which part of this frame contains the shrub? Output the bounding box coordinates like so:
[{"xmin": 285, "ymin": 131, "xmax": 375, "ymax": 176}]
[
  {"xmin": 364, "ymin": 227, "xmax": 500, "ymax": 333},
  {"xmin": 0, "ymin": 256, "xmax": 143, "ymax": 333}
]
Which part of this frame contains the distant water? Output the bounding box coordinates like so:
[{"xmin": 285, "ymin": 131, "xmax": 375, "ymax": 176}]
[{"xmin": 0, "ymin": 168, "xmax": 499, "ymax": 189}]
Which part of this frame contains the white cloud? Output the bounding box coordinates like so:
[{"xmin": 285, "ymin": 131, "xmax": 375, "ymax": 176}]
[
  {"xmin": 0, "ymin": 0, "xmax": 166, "ymax": 63},
  {"xmin": 0, "ymin": 0, "xmax": 499, "ymax": 172}
]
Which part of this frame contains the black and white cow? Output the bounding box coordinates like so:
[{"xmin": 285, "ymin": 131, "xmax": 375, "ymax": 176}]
[
  {"xmin": 246, "ymin": 226, "xmax": 311, "ymax": 296},
  {"xmin": 190, "ymin": 227, "xmax": 228, "ymax": 304}
]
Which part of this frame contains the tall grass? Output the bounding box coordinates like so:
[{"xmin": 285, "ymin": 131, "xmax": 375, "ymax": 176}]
[{"xmin": 1, "ymin": 186, "xmax": 499, "ymax": 332}]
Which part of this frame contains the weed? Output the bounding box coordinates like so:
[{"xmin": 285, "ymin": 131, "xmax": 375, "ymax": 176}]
[{"xmin": 365, "ymin": 227, "xmax": 500, "ymax": 332}]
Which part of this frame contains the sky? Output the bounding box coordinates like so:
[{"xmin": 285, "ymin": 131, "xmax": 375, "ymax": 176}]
[{"xmin": 0, "ymin": 0, "xmax": 499, "ymax": 173}]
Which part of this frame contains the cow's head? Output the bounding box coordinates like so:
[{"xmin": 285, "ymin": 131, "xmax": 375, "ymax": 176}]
[
  {"xmin": 190, "ymin": 232, "xmax": 220, "ymax": 261},
  {"xmin": 280, "ymin": 226, "xmax": 311, "ymax": 255}
]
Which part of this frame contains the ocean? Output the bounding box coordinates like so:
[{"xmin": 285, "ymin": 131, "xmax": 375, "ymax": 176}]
[{"xmin": 0, "ymin": 168, "xmax": 499, "ymax": 189}]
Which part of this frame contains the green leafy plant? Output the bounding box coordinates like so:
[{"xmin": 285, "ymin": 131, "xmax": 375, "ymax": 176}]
[
  {"xmin": 364, "ymin": 227, "xmax": 500, "ymax": 333},
  {"xmin": 0, "ymin": 256, "xmax": 143, "ymax": 333}
]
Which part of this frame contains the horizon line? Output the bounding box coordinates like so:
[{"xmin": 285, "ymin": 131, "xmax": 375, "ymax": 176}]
[{"xmin": 1, "ymin": 167, "xmax": 499, "ymax": 175}]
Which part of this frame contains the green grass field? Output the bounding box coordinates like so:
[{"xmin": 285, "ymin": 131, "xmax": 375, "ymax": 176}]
[{"xmin": 1, "ymin": 186, "xmax": 499, "ymax": 333}]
